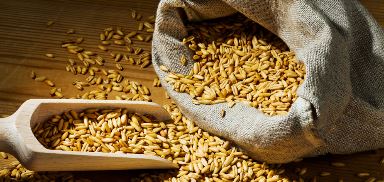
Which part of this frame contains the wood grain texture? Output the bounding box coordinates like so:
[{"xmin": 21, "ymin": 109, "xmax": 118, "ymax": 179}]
[{"xmin": 0, "ymin": 0, "xmax": 383, "ymax": 181}]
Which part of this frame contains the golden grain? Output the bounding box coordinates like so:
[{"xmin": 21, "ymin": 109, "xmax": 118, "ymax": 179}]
[
  {"xmin": 138, "ymin": 22, "xmax": 144, "ymax": 31},
  {"xmin": 0, "ymin": 152, "xmax": 8, "ymax": 159},
  {"xmin": 141, "ymin": 60, "xmax": 151, "ymax": 68},
  {"xmin": 44, "ymin": 80, "xmax": 55, "ymax": 87},
  {"xmin": 24, "ymin": 12, "xmax": 295, "ymax": 182},
  {"xmin": 76, "ymin": 37, "xmax": 84, "ymax": 44},
  {"xmin": 143, "ymin": 22, "xmax": 153, "ymax": 29},
  {"xmin": 136, "ymin": 14, "xmax": 142, "ymax": 21},
  {"xmin": 331, "ymin": 162, "xmax": 346, "ymax": 167},
  {"xmin": 66, "ymin": 29, "xmax": 75, "ymax": 34},
  {"xmin": 134, "ymin": 47, "xmax": 142, "ymax": 55},
  {"xmin": 144, "ymin": 35, "xmax": 152, "ymax": 42},
  {"xmin": 220, "ymin": 110, "xmax": 226, "ymax": 118},
  {"xmin": 34, "ymin": 76, "xmax": 46, "ymax": 82},
  {"xmin": 30, "ymin": 71, "xmax": 36, "ymax": 79},
  {"xmin": 100, "ymin": 33, "xmax": 106, "ymax": 41},
  {"xmin": 136, "ymin": 34, "xmax": 144, "ymax": 41},
  {"xmin": 98, "ymin": 45, "xmax": 108, "ymax": 51},
  {"xmin": 146, "ymin": 28, "xmax": 154, "ymax": 33},
  {"xmin": 114, "ymin": 40, "xmax": 125, "ymax": 45},
  {"xmin": 54, "ymin": 91, "xmax": 63, "ymax": 98},
  {"xmin": 33, "ymin": 103, "xmax": 288, "ymax": 181},
  {"xmin": 180, "ymin": 54, "xmax": 187, "ymax": 66},
  {"xmin": 46, "ymin": 20, "xmax": 55, "ymax": 26},
  {"xmin": 101, "ymin": 40, "xmax": 111, "ymax": 45},
  {"xmin": 318, "ymin": 172, "xmax": 331, "ymax": 177},
  {"xmin": 153, "ymin": 77, "xmax": 161, "ymax": 87},
  {"xmin": 114, "ymin": 53, "xmax": 122, "ymax": 62},
  {"xmin": 116, "ymin": 28, "xmax": 124, "ymax": 36},
  {"xmin": 131, "ymin": 10, "xmax": 137, "ymax": 19},
  {"xmin": 358, "ymin": 172, "xmax": 370, "ymax": 177},
  {"xmin": 116, "ymin": 63, "xmax": 123, "ymax": 71},
  {"xmin": 160, "ymin": 65, "xmax": 169, "ymax": 72},
  {"xmin": 165, "ymin": 14, "xmax": 305, "ymax": 116},
  {"xmin": 45, "ymin": 53, "xmax": 54, "ymax": 58}
]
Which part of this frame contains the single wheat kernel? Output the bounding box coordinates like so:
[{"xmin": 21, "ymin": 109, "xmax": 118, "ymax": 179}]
[
  {"xmin": 30, "ymin": 71, "xmax": 36, "ymax": 79},
  {"xmin": 141, "ymin": 60, "xmax": 151, "ymax": 68},
  {"xmin": 100, "ymin": 33, "xmax": 106, "ymax": 41},
  {"xmin": 45, "ymin": 80, "xmax": 55, "ymax": 87},
  {"xmin": 34, "ymin": 76, "xmax": 46, "ymax": 82},
  {"xmin": 220, "ymin": 110, "xmax": 226, "ymax": 118},
  {"xmin": 134, "ymin": 48, "xmax": 142, "ymax": 55},
  {"xmin": 126, "ymin": 31, "xmax": 137, "ymax": 38},
  {"xmin": 144, "ymin": 35, "xmax": 152, "ymax": 42},
  {"xmin": 96, "ymin": 39, "xmax": 107, "ymax": 45},
  {"xmin": 45, "ymin": 53, "xmax": 54, "ymax": 58},
  {"xmin": 76, "ymin": 37, "xmax": 84, "ymax": 44},
  {"xmin": 143, "ymin": 22, "xmax": 153, "ymax": 29},
  {"xmin": 136, "ymin": 34, "xmax": 144, "ymax": 41},
  {"xmin": 131, "ymin": 10, "xmax": 136, "ymax": 19},
  {"xmin": 116, "ymin": 63, "xmax": 123, "ymax": 71},
  {"xmin": 66, "ymin": 29, "xmax": 75, "ymax": 34},
  {"xmin": 98, "ymin": 45, "xmax": 108, "ymax": 51},
  {"xmin": 366, "ymin": 177, "xmax": 377, "ymax": 182},
  {"xmin": 0, "ymin": 152, "xmax": 8, "ymax": 159},
  {"xmin": 116, "ymin": 28, "xmax": 124, "ymax": 36},
  {"xmin": 160, "ymin": 65, "xmax": 169, "ymax": 72},
  {"xmin": 54, "ymin": 91, "xmax": 63, "ymax": 98},
  {"xmin": 357, "ymin": 173, "xmax": 370, "ymax": 177},
  {"xmin": 138, "ymin": 22, "xmax": 144, "ymax": 31},
  {"xmin": 46, "ymin": 20, "xmax": 55, "ymax": 26},
  {"xmin": 146, "ymin": 28, "xmax": 154, "ymax": 33},
  {"xmin": 320, "ymin": 172, "xmax": 331, "ymax": 176},
  {"xmin": 180, "ymin": 55, "xmax": 187, "ymax": 66}
]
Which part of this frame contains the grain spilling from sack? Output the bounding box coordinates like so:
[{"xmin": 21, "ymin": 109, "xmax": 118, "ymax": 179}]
[
  {"xmin": 164, "ymin": 15, "xmax": 306, "ymax": 116},
  {"xmin": 32, "ymin": 104, "xmax": 289, "ymax": 182}
]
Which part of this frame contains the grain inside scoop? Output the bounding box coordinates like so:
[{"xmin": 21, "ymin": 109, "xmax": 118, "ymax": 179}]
[{"xmin": 0, "ymin": 99, "xmax": 177, "ymax": 171}]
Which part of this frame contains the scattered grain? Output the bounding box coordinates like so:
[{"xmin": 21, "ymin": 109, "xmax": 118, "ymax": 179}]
[
  {"xmin": 220, "ymin": 109, "xmax": 226, "ymax": 118},
  {"xmin": 331, "ymin": 162, "xmax": 346, "ymax": 167},
  {"xmin": 320, "ymin": 172, "xmax": 331, "ymax": 177},
  {"xmin": 358, "ymin": 173, "xmax": 370, "ymax": 177},
  {"xmin": 76, "ymin": 37, "xmax": 84, "ymax": 44},
  {"xmin": 46, "ymin": 20, "xmax": 55, "ymax": 27},
  {"xmin": 66, "ymin": 29, "xmax": 75, "ymax": 34},
  {"xmin": 98, "ymin": 45, "xmax": 108, "ymax": 51},
  {"xmin": 34, "ymin": 76, "xmax": 46, "ymax": 82},
  {"xmin": 136, "ymin": 34, "xmax": 144, "ymax": 41},
  {"xmin": 45, "ymin": 80, "xmax": 55, "ymax": 87},
  {"xmin": 30, "ymin": 71, "xmax": 36, "ymax": 79},
  {"xmin": 116, "ymin": 63, "xmax": 123, "ymax": 70},
  {"xmin": 0, "ymin": 152, "xmax": 8, "ymax": 159},
  {"xmin": 160, "ymin": 65, "xmax": 169, "ymax": 72},
  {"xmin": 138, "ymin": 22, "xmax": 144, "ymax": 31},
  {"xmin": 45, "ymin": 53, "xmax": 54, "ymax": 58}
]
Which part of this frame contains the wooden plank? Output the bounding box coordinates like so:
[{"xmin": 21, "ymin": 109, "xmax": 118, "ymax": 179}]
[{"xmin": 0, "ymin": 0, "xmax": 383, "ymax": 181}]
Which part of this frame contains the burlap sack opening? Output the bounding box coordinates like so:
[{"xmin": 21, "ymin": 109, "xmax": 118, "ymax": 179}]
[{"xmin": 152, "ymin": 0, "xmax": 384, "ymax": 163}]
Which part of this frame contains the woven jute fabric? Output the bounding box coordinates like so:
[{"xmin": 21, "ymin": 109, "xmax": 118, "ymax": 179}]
[{"xmin": 152, "ymin": 0, "xmax": 384, "ymax": 163}]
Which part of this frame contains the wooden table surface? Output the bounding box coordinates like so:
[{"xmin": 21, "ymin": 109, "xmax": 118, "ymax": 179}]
[{"xmin": 0, "ymin": 0, "xmax": 383, "ymax": 181}]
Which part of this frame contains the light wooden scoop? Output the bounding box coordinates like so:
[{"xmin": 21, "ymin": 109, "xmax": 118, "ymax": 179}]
[{"xmin": 0, "ymin": 99, "xmax": 178, "ymax": 171}]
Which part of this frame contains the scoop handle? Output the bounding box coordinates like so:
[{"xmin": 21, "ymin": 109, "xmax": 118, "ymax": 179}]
[{"xmin": 0, "ymin": 114, "xmax": 17, "ymax": 154}]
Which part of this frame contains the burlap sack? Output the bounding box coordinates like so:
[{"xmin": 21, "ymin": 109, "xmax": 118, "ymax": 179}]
[{"xmin": 152, "ymin": 0, "xmax": 384, "ymax": 163}]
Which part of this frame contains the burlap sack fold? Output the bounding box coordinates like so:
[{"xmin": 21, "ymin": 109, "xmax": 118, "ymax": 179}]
[{"xmin": 152, "ymin": 0, "xmax": 384, "ymax": 163}]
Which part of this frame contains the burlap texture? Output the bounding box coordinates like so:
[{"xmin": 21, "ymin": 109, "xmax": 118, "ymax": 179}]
[{"xmin": 152, "ymin": 0, "xmax": 384, "ymax": 163}]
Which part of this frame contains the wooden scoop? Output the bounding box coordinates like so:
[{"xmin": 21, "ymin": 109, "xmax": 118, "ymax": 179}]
[{"xmin": 0, "ymin": 99, "xmax": 178, "ymax": 171}]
